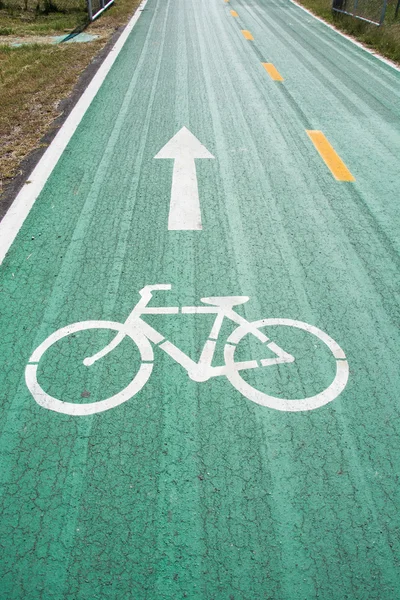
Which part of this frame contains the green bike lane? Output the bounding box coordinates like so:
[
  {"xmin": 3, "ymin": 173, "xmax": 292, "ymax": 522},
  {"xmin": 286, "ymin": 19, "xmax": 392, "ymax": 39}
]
[{"xmin": 0, "ymin": 0, "xmax": 400, "ymax": 597}]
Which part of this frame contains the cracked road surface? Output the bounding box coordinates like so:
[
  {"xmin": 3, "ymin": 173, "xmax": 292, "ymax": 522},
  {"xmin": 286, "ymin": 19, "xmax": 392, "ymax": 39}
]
[{"xmin": 0, "ymin": 0, "xmax": 400, "ymax": 597}]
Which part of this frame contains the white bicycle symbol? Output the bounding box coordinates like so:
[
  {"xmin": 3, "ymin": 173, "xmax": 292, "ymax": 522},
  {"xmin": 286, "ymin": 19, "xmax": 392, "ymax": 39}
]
[{"xmin": 25, "ymin": 284, "xmax": 349, "ymax": 416}]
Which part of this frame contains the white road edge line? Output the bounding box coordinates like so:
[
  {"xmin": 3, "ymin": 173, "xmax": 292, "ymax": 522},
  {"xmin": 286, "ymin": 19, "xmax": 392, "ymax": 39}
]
[
  {"xmin": 0, "ymin": 0, "xmax": 149, "ymax": 267},
  {"xmin": 290, "ymin": 0, "xmax": 400, "ymax": 73}
]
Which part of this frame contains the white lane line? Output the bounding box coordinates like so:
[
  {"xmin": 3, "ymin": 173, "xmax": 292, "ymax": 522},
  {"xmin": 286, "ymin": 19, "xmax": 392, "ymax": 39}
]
[
  {"xmin": 0, "ymin": 0, "xmax": 149, "ymax": 266},
  {"xmin": 154, "ymin": 127, "xmax": 214, "ymax": 231},
  {"xmin": 290, "ymin": 0, "xmax": 400, "ymax": 73}
]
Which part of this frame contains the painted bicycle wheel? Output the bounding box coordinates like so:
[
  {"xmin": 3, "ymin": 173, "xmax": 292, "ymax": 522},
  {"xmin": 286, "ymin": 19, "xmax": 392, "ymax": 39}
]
[
  {"xmin": 25, "ymin": 321, "xmax": 153, "ymax": 416},
  {"xmin": 224, "ymin": 318, "xmax": 349, "ymax": 412}
]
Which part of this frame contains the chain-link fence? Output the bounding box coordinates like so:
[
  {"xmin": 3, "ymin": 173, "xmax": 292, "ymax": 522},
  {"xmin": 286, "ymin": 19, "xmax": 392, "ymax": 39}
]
[
  {"xmin": 0, "ymin": 0, "xmax": 86, "ymax": 14},
  {"xmin": 87, "ymin": 0, "xmax": 114, "ymax": 21},
  {"xmin": 0, "ymin": 0, "xmax": 114, "ymax": 21},
  {"xmin": 332, "ymin": 0, "xmax": 400, "ymax": 24}
]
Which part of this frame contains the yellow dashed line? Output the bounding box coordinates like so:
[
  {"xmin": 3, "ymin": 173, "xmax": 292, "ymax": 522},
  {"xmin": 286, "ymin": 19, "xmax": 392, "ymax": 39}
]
[
  {"xmin": 241, "ymin": 30, "xmax": 254, "ymax": 41},
  {"xmin": 306, "ymin": 131, "xmax": 355, "ymax": 182},
  {"xmin": 262, "ymin": 62, "xmax": 284, "ymax": 81},
  {"xmin": 230, "ymin": 10, "xmax": 238, "ymax": 17}
]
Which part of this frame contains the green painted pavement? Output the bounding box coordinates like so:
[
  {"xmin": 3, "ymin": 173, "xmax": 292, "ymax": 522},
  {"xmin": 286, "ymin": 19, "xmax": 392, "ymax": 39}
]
[{"xmin": 0, "ymin": 0, "xmax": 400, "ymax": 597}]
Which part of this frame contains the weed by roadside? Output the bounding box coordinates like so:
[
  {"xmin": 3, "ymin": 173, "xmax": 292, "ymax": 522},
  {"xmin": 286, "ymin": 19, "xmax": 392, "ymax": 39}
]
[
  {"xmin": 296, "ymin": 0, "xmax": 400, "ymax": 64},
  {"xmin": 0, "ymin": 0, "xmax": 88, "ymax": 36},
  {"xmin": 0, "ymin": 42, "xmax": 103, "ymax": 189},
  {"xmin": 0, "ymin": 11, "xmax": 88, "ymax": 36},
  {"xmin": 0, "ymin": 0, "xmax": 141, "ymax": 200}
]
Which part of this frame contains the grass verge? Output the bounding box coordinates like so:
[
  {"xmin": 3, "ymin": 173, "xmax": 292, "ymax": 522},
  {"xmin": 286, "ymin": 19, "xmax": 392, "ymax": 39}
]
[
  {"xmin": 295, "ymin": 0, "xmax": 400, "ymax": 64},
  {"xmin": 0, "ymin": 0, "xmax": 141, "ymax": 200},
  {"xmin": 0, "ymin": 0, "xmax": 88, "ymax": 38}
]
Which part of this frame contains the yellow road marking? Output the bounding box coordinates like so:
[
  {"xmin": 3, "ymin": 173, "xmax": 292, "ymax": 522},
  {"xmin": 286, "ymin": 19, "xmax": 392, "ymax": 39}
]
[
  {"xmin": 262, "ymin": 62, "xmax": 284, "ymax": 81},
  {"xmin": 306, "ymin": 131, "xmax": 355, "ymax": 182},
  {"xmin": 230, "ymin": 10, "xmax": 238, "ymax": 16},
  {"xmin": 241, "ymin": 30, "xmax": 254, "ymax": 40}
]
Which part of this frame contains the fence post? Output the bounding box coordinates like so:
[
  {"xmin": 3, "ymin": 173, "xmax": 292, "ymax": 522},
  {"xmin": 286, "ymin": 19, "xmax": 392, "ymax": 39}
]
[
  {"xmin": 379, "ymin": 0, "xmax": 387, "ymax": 24},
  {"xmin": 87, "ymin": 0, "xmax": 93, "ymax": 21}
]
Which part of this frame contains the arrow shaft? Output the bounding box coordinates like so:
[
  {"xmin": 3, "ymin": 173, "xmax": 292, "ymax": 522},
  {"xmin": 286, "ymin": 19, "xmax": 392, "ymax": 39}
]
[{"xmin": 168, "ymin": 158, "xmax": 202, "ymax": 230}]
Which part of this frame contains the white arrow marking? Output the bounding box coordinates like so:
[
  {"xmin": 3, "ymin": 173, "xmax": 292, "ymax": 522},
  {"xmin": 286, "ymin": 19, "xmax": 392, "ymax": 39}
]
[{"xmin": 155, "ymin": 127, "xmax": 214, "ymax": 230}]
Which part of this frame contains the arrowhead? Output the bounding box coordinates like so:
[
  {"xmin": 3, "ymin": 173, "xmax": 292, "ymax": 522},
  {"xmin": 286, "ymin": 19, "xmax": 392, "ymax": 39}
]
[{"xmin": 155, "ymin": 127, "xmax": 214, "ymax": 160}]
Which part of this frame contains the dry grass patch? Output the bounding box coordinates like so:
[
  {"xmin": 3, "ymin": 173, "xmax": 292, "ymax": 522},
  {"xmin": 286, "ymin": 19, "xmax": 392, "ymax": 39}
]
[
  {"xmin": 0, "ymin": 41, "xmax": 104, "ymax": 192},
  {"xmin": 0, "ymin": 0, "xmax": 141, "ymax": 199}
]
